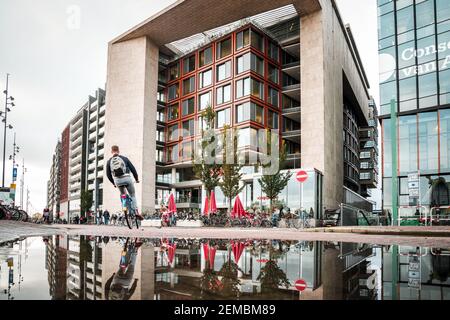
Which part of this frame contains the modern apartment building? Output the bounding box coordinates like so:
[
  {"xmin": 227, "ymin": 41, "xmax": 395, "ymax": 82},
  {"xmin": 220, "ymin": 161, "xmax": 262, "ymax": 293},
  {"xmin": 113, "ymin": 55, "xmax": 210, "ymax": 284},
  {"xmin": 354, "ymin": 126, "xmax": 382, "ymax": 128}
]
[
  {"xmin": 103, "ymin": 0, "xmax": 377, "ymax": 216},
  {"xmin": 378, "ymin": 0, "xmax": 450, "ymax": 218},
  {"xmin": 51, "ymin": 88, "xmax": 106, "ymax": 221},
  {"xmin": 46, "ymin": 141, "xmax": 61, "ymax": 218}
]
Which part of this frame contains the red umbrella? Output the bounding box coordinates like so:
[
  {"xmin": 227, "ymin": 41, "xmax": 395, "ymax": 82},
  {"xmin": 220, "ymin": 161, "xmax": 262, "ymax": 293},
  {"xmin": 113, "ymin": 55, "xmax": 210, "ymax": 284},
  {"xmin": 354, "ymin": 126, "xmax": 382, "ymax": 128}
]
[
  {"xmin": 231, "ymin": 195, "xmax": 245, "ymax": 218},
  {"xmin": 203, "ymin": 196, "xmax": 210, "ymax": 217},
  {"xmin": 209, "ymin": 246, "xmax": 216, "ymax": 269},
  {"xmin": 168, "ymin": 193, "xmax": 177, "ymax": 214},
  {"xmin": 202, "ymin": 243, "xmax": 210, "ymax": 261},
  {"xmin": 210, "ymin": 191, "xmax": 217, "ymax": 214},
  {"xmin": 167, "ymin": 243, "xmax": 177, "ymax": 267},
  {"xmin": 231, "ymin": 240, "xmax": 245, "ymax": 264}
]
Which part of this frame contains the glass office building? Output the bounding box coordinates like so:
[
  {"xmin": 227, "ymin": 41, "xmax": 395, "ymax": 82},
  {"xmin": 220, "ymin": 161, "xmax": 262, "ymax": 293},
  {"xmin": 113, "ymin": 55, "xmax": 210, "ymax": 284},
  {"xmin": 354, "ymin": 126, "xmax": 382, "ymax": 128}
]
[{"xmin": 378, "ymin": 0, "xmax": 450, "ymax": 219}]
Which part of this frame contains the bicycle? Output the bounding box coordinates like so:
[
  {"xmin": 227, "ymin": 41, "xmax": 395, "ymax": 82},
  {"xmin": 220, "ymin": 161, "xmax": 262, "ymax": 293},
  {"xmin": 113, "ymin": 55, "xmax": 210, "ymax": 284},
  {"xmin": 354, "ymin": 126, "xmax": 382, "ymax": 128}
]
[{"xmin": 120, "ymin": 194, "xmax": 141, "ymax": 230}]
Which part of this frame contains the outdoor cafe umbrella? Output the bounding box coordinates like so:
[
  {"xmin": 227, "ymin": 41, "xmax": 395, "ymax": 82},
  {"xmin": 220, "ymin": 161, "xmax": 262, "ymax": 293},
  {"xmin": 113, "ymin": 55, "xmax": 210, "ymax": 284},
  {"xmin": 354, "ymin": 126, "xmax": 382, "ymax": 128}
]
[
  {"xmin": 231, "ymin": 195, "xmax": 245, "ymax": 218},
  {"xmin": 167, "ymin": 193, "xmax": 177, "ymax": 214},
  {"xmin": 231, "ymin": 240, "xmax": 245, "ymax": 264},
  {"xmin": 210, "ymin": 191, "xmax": 218, "ymax": 214},
  {"xmin": 166, "ymin": 242, "xmax": 177, "ymax": 267},
  {"xmin": 202, "ymin": 242, "xmax": 217, "ymax": 269},
  {"xmin": 203, "ymin": 196, "xmax": 210, "ymax": 217}
]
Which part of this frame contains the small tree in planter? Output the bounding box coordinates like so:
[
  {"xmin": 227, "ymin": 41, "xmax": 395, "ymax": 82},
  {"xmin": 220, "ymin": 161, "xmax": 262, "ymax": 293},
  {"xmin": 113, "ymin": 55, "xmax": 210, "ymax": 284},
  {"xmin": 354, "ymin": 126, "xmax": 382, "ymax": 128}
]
[
  {"xmin": 219, "ymin": 125, "xmax": 244, "ymax": 214},
  {"xmin": 194, "ymin": 104, "xmax": 222, "ymax": 209},
  {"xmin": 80, "ymin": 189, "xmax": 93, "ymax": 220},
  {"xmin": 257, "ymin": 131, "xmax": 292, "ymax": 216}
]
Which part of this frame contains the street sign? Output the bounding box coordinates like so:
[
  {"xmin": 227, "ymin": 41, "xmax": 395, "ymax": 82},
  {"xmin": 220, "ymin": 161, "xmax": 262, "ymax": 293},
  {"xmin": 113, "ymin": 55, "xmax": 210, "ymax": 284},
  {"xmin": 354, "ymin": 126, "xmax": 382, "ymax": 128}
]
[
  {"xmin": 407, "ymin": 172, "xmax": 420, "ymax": 199},
  {"xmin": 294, "ymin": 279, "xmax": 307, "ymax": 291},
  {"xmin": 12, "ymin": 167, "xmax": 17, "ymax": 180},
  {"xmin": 296, "ymin": 170, "xmax": 308, "ymax": 183},
  {"xmin": 7, "ymin": 257, "xmax": 13, "ymax": 267},
  {"xmin": 256, "ymin": 259, "xmax": 269, "ymax": 263}
]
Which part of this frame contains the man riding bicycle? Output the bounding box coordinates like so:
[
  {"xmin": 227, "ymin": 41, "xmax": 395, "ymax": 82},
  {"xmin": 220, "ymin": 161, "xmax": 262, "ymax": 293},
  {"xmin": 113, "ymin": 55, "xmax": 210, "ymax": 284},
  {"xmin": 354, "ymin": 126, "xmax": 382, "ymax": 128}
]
[{"xmin": 106, "ymin": 145, "xmax": 144, "ymax": 221}]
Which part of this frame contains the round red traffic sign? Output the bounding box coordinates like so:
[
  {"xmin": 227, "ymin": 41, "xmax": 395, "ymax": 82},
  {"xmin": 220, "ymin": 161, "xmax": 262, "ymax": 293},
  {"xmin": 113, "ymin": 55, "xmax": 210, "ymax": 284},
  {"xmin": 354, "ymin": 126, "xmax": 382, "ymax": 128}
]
[
  {"xmin": 296, "ymin": 170, "xmax": 308, "ymax": 183},
  {"xmin": 295, "ymin": 279, "xmax": 307, "ymax": 291}
]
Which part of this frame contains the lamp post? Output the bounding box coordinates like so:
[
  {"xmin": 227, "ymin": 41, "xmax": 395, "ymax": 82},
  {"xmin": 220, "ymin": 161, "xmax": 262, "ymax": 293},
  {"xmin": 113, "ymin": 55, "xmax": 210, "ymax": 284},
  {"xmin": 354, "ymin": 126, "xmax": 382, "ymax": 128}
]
[
  {"xmin": 9, "ymin": 132, "xmax": 19, "ymax": 180},
  {"xmin": 2, "ymin": 74, "xmax": 15, "ymax": 188}
]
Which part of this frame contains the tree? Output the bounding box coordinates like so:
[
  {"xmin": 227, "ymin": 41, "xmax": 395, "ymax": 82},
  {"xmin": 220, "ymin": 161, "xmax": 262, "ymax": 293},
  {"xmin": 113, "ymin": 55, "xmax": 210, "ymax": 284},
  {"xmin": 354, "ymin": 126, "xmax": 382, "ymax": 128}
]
[
  {"xmin": 80, "ymin": 189, "xmax": 93, "ymax": 218},
  {"xmin": 257, "ymin": 242, "xmax": 290, "ymax": 294},
  {"xmin": 258, "ymin": 132, "xmax": 292, "ymax": 215},
  {"xmin": 219, "ymin": 125, "xmax": 244, "ymax": 213},
  {"xmin": 193, "ymin": 104, "xmax": 222, "ymax": 203}
]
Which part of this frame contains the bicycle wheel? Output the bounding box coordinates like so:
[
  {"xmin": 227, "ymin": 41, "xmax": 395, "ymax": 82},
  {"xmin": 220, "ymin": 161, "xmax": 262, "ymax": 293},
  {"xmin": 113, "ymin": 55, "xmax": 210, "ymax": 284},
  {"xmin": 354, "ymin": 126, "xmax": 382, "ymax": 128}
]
[{"xmin": 12, "ymin": 209, "xmax": 21, "ymax": 221}]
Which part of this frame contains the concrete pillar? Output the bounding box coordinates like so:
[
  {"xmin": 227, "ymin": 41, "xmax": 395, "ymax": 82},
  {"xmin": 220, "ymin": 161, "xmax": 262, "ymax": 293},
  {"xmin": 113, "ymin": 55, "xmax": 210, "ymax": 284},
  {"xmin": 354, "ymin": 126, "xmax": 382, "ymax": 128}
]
[
  {"xmin": 104, "ymin": 37, "xmax": 158, "ymax": 214},
  {"xmin": 171, "ymin": 168, "xmax": 176, "ymax": 195}
]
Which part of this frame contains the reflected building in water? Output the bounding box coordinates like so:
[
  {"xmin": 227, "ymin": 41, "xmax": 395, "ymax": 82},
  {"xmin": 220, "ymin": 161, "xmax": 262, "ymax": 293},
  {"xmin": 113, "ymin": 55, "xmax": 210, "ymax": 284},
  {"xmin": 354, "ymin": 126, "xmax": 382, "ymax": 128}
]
[
  {"xmin": 45, "ymin": 235, "xmax": 68, "ymax": 300},
  {"xmin": 42, "ymin": 237, "xmax": 450, "ymax": 300}
]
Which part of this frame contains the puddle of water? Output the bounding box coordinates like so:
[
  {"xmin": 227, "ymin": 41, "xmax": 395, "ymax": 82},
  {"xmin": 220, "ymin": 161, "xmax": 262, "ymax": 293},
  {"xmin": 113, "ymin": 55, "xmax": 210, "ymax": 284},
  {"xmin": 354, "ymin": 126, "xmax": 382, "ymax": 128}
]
[{"xmin": 0, "ymin": 235, "xmax": 449, "ymax": 300}]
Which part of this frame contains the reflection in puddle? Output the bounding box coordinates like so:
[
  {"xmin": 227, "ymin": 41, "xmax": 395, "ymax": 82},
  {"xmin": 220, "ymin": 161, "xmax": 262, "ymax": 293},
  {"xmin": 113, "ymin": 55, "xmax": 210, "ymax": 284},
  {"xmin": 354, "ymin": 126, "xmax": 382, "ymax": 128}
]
[{"xmin": 0, "ymin": 236, "xmax": 449, "ymax": 300}]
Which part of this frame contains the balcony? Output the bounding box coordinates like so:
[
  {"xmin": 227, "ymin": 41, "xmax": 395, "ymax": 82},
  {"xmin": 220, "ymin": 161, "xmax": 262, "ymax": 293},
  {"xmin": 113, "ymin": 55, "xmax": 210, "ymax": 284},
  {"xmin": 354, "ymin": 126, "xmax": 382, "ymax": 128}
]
[
  {"xmin": 282, "ymin": 83, "xmax": 301, "ymax": 101},
  {"xmin": 71, "ymin": 163, "xmax": 82, "ymax": 174},
  {"xmin": 98, "ymin": 138, "xmax": 104, "ymax": 147},
  {"xmin": 282, "ymin": 60, "xmax": 300, "ymax": 81},
  {"xmin": 89, "ymin": 121, "xmax": 97, "ymax": 131},
  {"xmin": 282, "ymin": 129, "xmax": 301, "ymax": 144},
  {"xmin": 97, "ymin": 170, "xmax": 104, "ymax": 178},
  {"xmin": 88, "ymin": 152, "xmax": 96, "ymax": 161},
  {"xmin": 89, "ymin": 131, "xmax": 97, "ymax": 142},
  {"xmin": 98, "ymin": 127, "xmax": 105, "ymax": 136},
  {"xmin": 71, "ymin": 154, "xmax": 82, "ymax": 165},
  {"xmin": 88, "ymin": 173, "xmax": 96, "ymax": 181},
  {"xmin": 88, "ymin": 183, "xmax": 95, "ymax": 191},
  {"xmin": 88, "ymin": 162, "xmax": 96, "ymax": 171},
  {"xmin": 98, "ymin": 116, "xmax": 105, "ymax": 127},
  {"xmin": 89, "ymin": 112, "xmax": 97, "ymax": 122},
  {"xmin": 98, "ymin": 104, "xmax": 105, "ymax": 116}
]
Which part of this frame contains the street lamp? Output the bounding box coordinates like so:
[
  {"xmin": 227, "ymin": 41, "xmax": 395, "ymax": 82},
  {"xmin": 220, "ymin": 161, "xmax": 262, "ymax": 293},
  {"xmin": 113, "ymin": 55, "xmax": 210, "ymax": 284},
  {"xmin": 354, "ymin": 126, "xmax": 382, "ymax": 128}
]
[
  {"xmin": 2, "ymin": 74, "xmax": 16, "ymax": 188},
  {"xmin": 9, "ymin": 132, "xmax": 20, "ymax": 184}
]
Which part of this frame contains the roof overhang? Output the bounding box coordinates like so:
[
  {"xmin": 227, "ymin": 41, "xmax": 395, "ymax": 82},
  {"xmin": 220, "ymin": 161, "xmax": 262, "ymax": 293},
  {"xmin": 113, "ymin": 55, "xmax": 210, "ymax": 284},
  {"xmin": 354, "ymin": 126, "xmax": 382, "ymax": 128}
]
[{"xmin": 110, "ymin": 0, "xmax": 321, "ymax": 46}]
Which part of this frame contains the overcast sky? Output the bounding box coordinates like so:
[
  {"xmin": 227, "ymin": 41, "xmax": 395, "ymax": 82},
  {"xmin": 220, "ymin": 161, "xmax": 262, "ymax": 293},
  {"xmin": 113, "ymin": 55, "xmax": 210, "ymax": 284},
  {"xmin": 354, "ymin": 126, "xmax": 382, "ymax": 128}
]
[{"xmin": 0, "ymin": 0, "xmax": 380, "ymax": 211}]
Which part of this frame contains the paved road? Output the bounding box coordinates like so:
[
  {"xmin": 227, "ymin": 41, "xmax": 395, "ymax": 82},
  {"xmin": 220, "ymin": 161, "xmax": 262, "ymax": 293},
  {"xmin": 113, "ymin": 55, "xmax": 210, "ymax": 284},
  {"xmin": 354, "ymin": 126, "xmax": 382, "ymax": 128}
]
[{"xmin": 1, "ymin": 221, "xmax": 450, "ymax": 247}]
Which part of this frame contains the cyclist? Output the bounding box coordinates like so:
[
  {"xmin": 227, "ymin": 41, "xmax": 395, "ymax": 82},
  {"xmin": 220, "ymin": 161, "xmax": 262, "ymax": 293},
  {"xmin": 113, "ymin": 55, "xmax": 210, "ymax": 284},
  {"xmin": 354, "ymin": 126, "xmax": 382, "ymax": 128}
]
[{"xmin": 106, "ymin": 145, "xmax": 144, "ymax": 220}]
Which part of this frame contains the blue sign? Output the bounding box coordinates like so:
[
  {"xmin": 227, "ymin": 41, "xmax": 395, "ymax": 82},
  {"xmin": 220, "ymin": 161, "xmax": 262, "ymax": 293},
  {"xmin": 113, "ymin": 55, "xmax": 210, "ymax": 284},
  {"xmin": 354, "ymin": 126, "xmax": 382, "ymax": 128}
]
[{"xmin": 12, "ymin": 167, "xmax": 17, "ymax": 180}]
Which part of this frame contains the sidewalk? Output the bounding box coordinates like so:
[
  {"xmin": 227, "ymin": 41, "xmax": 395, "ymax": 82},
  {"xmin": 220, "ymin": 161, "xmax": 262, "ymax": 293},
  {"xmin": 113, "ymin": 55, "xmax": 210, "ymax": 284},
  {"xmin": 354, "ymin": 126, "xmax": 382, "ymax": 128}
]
[{"xmin": 307, "ymin": 226, "xmax": 450, "ymax": 237}]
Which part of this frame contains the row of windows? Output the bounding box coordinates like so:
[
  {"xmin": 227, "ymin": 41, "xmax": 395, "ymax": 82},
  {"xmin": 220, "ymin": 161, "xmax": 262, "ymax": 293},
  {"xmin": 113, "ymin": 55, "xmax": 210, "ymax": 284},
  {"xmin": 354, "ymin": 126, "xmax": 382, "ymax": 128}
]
[
  {"xmin": 378, "ymin": 0, "xmax": 450, "ymax": 41},
  {"xmin": 383, "ymin": 109, "xmax": 450, "ymax": 177},
  {"xmin": 165, "ymin": 126, "xmax": 274, "ymax": 163},
  {"xmin": 167, "ymin": 77, "xmax": 281, "ymax": 121},
  {"xmin": 167, "ymin": 27, "xmax": 280, "ymax": 82},
  {"xmin": 167, "ymin": 54, "xmax": 280, "ymax": 100},
  {"xmin": 166, "ymin": 105, "xmax": 280, "ymax": 141}
]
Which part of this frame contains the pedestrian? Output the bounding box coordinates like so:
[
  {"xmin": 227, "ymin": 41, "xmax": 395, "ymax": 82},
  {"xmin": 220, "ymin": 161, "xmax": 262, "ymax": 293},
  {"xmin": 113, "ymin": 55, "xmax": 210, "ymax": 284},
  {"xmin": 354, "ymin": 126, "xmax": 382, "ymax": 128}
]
[
  {"xmin": 103, "ymin": 209, "xmax": 111, "ymax": 225},
  {"xmin": 74, "ymin": 215, "xmax": 80, "ymax": 225},
  {"xmin": 43, "ymin": 208, "xmax": 50, "ymax": 224},
  {"xmin": 111, "ymin": 213, "xmax": 117, "ymax": 226},
  {"xmin": 96, "ymin": 209, "xmax": 103, "ymax": 225}
]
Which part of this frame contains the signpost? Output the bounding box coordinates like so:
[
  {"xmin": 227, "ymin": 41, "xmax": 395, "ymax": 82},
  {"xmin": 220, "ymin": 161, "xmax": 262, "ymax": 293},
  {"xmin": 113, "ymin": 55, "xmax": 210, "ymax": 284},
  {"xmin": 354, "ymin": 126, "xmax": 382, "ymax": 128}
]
[
  {"xmin": 294, "ymin": 279, "xmax": 307, "ymax": 292},
  {"xmin": 296, "ymin": 170, "xmax": 308, "ymax": 214},
  {"xmin": 408, "ymin": 172, "xmax": 422, "ymax": 224}
]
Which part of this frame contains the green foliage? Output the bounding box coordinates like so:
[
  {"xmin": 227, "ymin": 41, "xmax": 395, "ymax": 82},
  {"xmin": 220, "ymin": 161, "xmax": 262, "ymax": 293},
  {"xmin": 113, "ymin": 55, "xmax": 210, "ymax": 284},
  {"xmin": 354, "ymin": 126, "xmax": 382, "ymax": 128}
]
[
  {"xmin": 219, "ymin": 125, "xmax": 244, "ymax": 212},
  {"xmin": 193, "ymin": 104, "xmax": 222, "ymax": 196},
  {"xmin": 257, "ymin": 260, "xmax": 290, "ymax": 292},
  {"xmin": 80, "ymin": 189, "xmax": 93, "ymax": 217},
  {"xmin": 257, "ymin": 136, "xmax": 292, "ymax": 213},
  {"xmin": 219, "ymin": 259, "xmax": 242, "ymax": 298}
]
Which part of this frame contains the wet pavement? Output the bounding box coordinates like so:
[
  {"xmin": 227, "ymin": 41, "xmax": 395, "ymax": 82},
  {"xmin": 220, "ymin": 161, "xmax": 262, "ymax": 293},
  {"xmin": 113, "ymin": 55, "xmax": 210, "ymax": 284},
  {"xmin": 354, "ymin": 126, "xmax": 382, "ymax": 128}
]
[
  {"xmin": 1, "ymin": 234, "xmax": 449, "ymax": 300},
  {"xmin": 1, "ymin": 221, "xmax": 450, "ymax": 248}
]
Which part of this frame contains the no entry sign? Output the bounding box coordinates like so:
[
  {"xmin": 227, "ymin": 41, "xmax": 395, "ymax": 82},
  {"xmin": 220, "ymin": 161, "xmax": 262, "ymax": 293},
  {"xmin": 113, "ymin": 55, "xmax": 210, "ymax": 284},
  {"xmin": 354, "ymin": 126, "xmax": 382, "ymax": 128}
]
[
  {"xmin": 295, "ymin": 279, "xmax": 307, "ymax": 291},
  {"xmin": 296, "ymin": 170, "xmax": 308, "ymax": 183}
]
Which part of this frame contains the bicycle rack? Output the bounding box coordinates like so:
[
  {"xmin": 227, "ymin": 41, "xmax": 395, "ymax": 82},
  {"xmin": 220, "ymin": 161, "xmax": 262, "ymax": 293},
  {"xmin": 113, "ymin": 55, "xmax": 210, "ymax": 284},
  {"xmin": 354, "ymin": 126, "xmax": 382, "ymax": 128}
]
[
  {"xmin": 429, "ymin": 206, "xmax": 450, "ymax": 225},
  {"xmin": 397, "ymin": 205, "xmax": 428, "ymax": 226},
  {"xmin": 431, "ymin": 248, "xmax": 450, "ymax": 256}
]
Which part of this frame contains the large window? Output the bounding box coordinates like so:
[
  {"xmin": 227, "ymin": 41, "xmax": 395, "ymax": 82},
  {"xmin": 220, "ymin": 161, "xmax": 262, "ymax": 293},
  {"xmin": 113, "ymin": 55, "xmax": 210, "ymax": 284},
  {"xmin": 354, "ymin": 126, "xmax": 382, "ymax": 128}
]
[
  {"xmin": 216, "ymin": 38, "xmax": 232, "ymax": 59},
  {"xmin": 199, "ymin": 91, "xmax": 211, "ymax": 110},
  {"xmin": 437, "ymin": 0, "xmax": 450, "ymax": 23},
  {"xmin": 418, "ymin": 112, "xmax": 438, "ymax": 173},
  {"xmin": 168, "ymin": 124, "xmax": 179, "ymax": 141},
  {"xmin": 397, "ymin": 5, "xmax": 414, "ymax": 35},
  {"xmin": 168, "ymin": 83, "xmax": 179, "ymax": 101},
  {"xmin": 167, "ymin": 144, "xmax": 179, "ymax": 162},
  {"xmin": 181, "ymin": 141, "xmax": 194, "ymax": 160},
  {"xmin": 236, "ymin": 102, "xmax": 264, "ymax": 124},
  {"xmin": 251, "ymin": 30, "xmax": 264, "ymax": 52},
  {"xmin": 251, "ymin": 78, "xmax": 264, "ymax": 99},
  {"xmin": 199, "ymin": 47, "xmax": 213, "ymax": 67},
  {"xmin": 382, "ymin": 119, "xmax": 392, "ymax": 177},
  {"xmin": 217, "ymin": 61, "xmax": 231, "ymax": 82},
  {"xmin": 399, "ymin": 76, "xmax": 417, "ymax": 111},
  {"xmin": 399, "ymin": 115, "xmax": 418, "ymax": 175},
  {"xmin": 182, "ymin": 98, "xmax": 195, "ymax": 117},
  {"xmin": 440, "ymin": 109, "xmax": 450, "ymax": 172},
  {"xmin": 268, "ymin": 110, "xmax": 279, "ymax": 129},
  {"xmin": 236, "ymin": 77, "xmax": 250, "ymax": 98},
  {"xmin": 183, "ymin": 55, "xmax": 196, "ymax": 74},
  {"xmin": 236, "ymin": 29, "xmax": 250, "ymax": 50},
  {"xmin": 378, "ymin": 12, "xmax": 395, "ymax": 39},
  {"xmin": 182, "ymin": 119, "xmax": 195, "ymax": 137},
  {"xmin": 215, "ymin": 108, "xmax": 231, "ymax": 128},
  {"xmin": 169, "ymin": 63, "xmax": 180, "ymax": 81},
  {"xmin": 268, "ymin": 63, "xmax": 279, "ymax": 84},
  {"xmin": 237, "ymin": 127, "xmax": 258, "ymax": 148},
  {"xmin": 199, "ymin": 69, "xmax": 212, "ymax": 89},
  {"xmin": 168, "ymin": 103, "xmax": 179, "ymax": 121},
  {"xmin": 183, "ymin": 76, "xmax": 195, "ymax": 95},
  {"xmin": 236, "ymin": 53, "xmax": 264, "ymax": 76},
  {"xmin": 418, "ymin": 71, "xmax": 437, "ymax": 108},
  {"xmin": 268, "ymin": 41, "xmax": 279, "ymax": 61},
  {"xmin": 216, "ymin": 84, "xmax": 231, "ymax": 105},
  {"xmin": 268, "ymin": 87, "xmax": 279, "ymax": 107},
  {"xmin": 439, "ymin": 67, "xmax": 450, "ymax": 104},
  {"xmin": 416, "ymin": 0, "xmax": 434, "ymax": 29}
]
